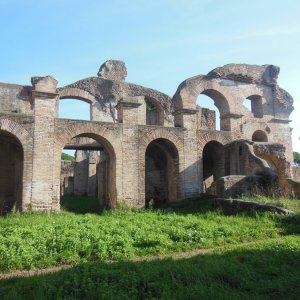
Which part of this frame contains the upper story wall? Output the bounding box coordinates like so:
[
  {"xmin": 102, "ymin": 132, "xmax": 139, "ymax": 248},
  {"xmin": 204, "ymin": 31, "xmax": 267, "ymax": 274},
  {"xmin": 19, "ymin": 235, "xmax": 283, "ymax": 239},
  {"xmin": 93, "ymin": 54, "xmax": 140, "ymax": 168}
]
[
  {"xmin": 172, "ymin": 64, "xmax": 294, "ymax": 151},
  {"xmin": 0, "ymin": 83, "xmax": 33, "ymax": 115},
  {"xmin": 0, "ymin": 61, "xmax": 294, "ymax": 144},
  {"xmin": 173, "ymin": 64, "xmax": 293, "ymax": 124},
  {"xmin": 58, "ymin": 60, "xmax": 174, "ymax": 126}
]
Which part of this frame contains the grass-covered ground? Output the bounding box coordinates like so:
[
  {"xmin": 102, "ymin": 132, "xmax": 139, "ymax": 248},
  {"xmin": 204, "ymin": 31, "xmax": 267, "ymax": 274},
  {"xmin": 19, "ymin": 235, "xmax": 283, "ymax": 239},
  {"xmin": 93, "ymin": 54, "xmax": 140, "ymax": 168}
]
[
  {"xmin": 0, "ymin": 195, "xmax": 299, "ymax": 299},
  {"xmin": 241, "ymin": 194, "xmax": 300, "ymax": 213},
  {"xmin": 1, "ymin": 236, "xmax": 299, "ymax": 300}
]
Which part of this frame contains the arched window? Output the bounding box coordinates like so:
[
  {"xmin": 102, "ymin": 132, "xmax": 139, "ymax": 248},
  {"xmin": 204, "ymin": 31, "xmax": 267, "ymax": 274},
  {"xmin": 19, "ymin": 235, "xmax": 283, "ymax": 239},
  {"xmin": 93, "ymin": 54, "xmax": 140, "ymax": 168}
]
[
  {"xmin": 145, "ymin": 97, "xmax": 164, "ymax": 126},
  {"xmin": 252, "ymin": 130, "xmax": 268, "ymax": 142},
  {"xmin": 243, "ymin": 95, "xmax": 263, "ymax": 118},
  {"xmin": 197, "ymin": 94, "xmax": 220, "ymax": 130},
  {"xmin": 196, "ymin": 89, "xmax": 230, "ymax": 131},
  {"xmin": 58, "ymin": 98, "xmax": 91, "ymax": 121}
]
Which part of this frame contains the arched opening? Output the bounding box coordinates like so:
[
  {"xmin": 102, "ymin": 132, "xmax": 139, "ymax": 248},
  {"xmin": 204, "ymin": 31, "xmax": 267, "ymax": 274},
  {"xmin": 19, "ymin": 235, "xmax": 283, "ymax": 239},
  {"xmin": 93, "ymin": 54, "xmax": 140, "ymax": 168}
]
[
  {"xmin": 243, "ymin": 95, "xmax": 263, "ymax": 118},
  {"xmin": 145, "ymin": 138, "xmax": 179, "ymax": 207},
  {"xmin": 252, "ymin": 130, "xmax": 268, "ymax": 142},
  {"xmin": 0, "ymin": 131, "xmax": 23, "ymax": 214},
  {"xmin": 58, "ymin": 98, "xmax": 91, "ymax": 121},
  {"xmin": 196, "ymin": 89, "xmax": 230, "ymax": 131},
  {"xmin": 60, "ymin": 133, "xmax": 116, "ymax": 212},
  {"xmin": 203, "ymin": 141, "xmax": 224, "ymax": 191},
  {"xmin": 145, "ymin": 97, "xmax": 164, "ymax": 126}
]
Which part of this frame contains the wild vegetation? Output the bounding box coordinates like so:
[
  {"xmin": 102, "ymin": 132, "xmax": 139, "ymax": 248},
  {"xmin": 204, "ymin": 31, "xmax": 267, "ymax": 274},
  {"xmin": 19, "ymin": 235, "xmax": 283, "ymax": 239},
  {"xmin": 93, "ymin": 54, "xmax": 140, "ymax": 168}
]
[
  {"xmin": 0, "ymin": 236, "xmax": 299, "ymax": 299},
  {"xmin": 0, "ymin": 196, "xmax": 299, "ymax": 299},
  {"xmin": 293, "ymin": 151, "xmax": 300, "ymax": 164},
  {"xmin": 61, "ymin": 152, "xmax": 75, "ymax": 161}
]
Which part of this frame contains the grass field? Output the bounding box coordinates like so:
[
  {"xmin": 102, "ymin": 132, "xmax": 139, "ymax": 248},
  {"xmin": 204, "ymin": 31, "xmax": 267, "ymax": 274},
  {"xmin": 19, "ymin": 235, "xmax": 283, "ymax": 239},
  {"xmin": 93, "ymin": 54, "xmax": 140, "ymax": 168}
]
[{"xmin": 0, "ymin": 196, "xmax": 299, "ymax": 299}]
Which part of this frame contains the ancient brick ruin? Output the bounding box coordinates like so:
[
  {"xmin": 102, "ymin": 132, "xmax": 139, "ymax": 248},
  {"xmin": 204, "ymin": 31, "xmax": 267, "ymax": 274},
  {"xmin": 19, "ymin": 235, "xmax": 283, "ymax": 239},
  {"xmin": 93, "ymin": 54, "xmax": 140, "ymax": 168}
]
[{"xmin": 0, "ymin": 60, "xmax": 299, "ymax": 213}]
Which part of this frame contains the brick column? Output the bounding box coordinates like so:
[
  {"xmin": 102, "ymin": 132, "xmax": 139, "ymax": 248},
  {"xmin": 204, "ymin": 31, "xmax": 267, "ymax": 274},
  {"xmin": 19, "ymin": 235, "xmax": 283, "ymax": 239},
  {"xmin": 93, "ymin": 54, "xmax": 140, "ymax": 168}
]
[
  {"xmin": 31, "ymin": 76, "xmax": 59, "ymax": 210},
  {"xmin": 174, "ymin": 109, "xmax": 201, "ymax": 197},
  {"xmin": 116, "ymin": 97, "xmax": 143, "ymax": 206}
]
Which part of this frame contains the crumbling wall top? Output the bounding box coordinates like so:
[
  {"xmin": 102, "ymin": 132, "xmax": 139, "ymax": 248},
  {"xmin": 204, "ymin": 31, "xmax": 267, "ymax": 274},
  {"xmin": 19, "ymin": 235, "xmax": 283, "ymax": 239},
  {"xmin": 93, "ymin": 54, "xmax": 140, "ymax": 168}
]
[
  {"xmin": 97, "ymin": 60, "xmax": 127, "ymax": 81},
  {"xmin": 206, "ymin": 63, "xmax": 280, "ymax": 86},
  {"xmin": 31, "ymin": 76, "xmax": 58, "ymax": 93}
]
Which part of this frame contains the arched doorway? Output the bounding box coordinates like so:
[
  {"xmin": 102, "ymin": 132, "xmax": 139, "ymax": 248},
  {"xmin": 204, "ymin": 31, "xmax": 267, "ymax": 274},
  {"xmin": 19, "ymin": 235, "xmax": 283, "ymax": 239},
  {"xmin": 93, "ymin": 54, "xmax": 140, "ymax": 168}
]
[
  {"xmin": 0, "ymin": 131, "xmax": 23, "ymax": 214},
  {"xmin": 252, "ymin": 130, "xmax": 268, "ymax": 142},
  {"xmin": 145, "ymin": 138, "xmax": 179, "ymax": 207},
  {"xmin": 60, "ymin": 133, "xmax": 116, "ymax": 210},
  {"xmin": 202, "ymin": 141, "xmax": 224, "ymax": 191}
]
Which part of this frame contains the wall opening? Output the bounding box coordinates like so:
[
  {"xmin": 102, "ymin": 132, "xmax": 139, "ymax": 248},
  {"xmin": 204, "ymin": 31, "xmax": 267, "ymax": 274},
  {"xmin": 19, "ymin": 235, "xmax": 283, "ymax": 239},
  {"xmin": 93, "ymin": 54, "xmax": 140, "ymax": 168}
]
[
  {"xmin": 145, "ymin": 138, "xmax": 179, "ymax": 207},
  {"xmin": 252, "ymin": 130, "xmax": 268, "ymax": 142},
  {"xmin": 196, "ymin": 90, "xmax": 230, "ymax": 131},
  {"xmin": 60, "ymin": 134, "xmax": 116, "ymax": 212},
  {"xmin": 0, "ymin": 131, "xmax": 23, "ymax": 214},
  {"xmin": 58, "ymin": 98, "xmax": 91, "ymax": 121},
  {"xmin": 243, "ymin": 95, "xmax": 263, "ymax": 118},
  {"xmin": 202, "ymin": 141, "xmax": 224, "ymax": 191},
  {"xmin": 145, "ymin": 97, "xmax": 164, "ymax": 126}
]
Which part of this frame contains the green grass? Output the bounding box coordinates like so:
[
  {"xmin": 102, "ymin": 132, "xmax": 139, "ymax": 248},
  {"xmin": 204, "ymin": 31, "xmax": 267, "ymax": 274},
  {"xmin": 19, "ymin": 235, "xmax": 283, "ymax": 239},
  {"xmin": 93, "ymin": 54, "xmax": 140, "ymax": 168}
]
[
  {"xmin": 60, "ymin": 196, "xmax": 101, "ymax": 213},
  {"xmin": 241, "ymin": 194, "xmax": 300, "ymax": 214},
  {"xmin": 0, "ymin": 236, "xmax": 299, "ymax": 299},
  {"xmin": 0, "ymin": 197, "xmax": 299, "ymax": 273}
]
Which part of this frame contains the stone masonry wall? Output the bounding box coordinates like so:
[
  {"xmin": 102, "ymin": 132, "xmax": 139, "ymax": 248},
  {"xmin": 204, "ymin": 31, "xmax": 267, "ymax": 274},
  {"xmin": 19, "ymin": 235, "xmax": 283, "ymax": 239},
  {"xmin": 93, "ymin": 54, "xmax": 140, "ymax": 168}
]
[{"xmin": 0, "ymin": 61, "xmax": 297, "ymax": 212}]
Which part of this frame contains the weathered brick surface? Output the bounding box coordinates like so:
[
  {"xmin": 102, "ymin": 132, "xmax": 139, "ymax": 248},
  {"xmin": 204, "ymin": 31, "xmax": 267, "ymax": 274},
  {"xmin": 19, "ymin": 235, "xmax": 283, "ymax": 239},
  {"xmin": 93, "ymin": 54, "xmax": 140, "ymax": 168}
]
[
  {"xmin": 293, "ymin": 167, "xmax": 300, "ymax": 181},
  {"xmin": 0, "ymin": 61, "xmax": 298, "ymax": 212}
]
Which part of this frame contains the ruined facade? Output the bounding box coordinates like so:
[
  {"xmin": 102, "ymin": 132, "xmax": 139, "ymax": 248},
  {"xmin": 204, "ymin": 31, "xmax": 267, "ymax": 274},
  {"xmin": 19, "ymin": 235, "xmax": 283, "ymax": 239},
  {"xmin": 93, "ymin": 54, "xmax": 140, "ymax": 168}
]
[{"xmin": 0, "ymin": 60, "xmax": 299, "ymax": 213}]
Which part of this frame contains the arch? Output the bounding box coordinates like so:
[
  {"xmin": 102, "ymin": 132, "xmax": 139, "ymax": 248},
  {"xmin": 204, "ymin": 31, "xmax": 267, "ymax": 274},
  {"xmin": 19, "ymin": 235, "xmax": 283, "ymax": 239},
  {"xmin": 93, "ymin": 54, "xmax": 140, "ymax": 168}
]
[
  {"xmin": 173, "ymin": 76, "xmax": 231, "ymax": 111},
  {"xmin": 200, "ymin": 89, "xmax": 230, "ymax": 116},
  {"xmin": 54, "ymin": 121, "xmax": 121, "ymax": 209},
  {"xmin": 197, "ymin": 131, "xmax": 231, "ymax": 154},
  {"xmin": 145, "ymin": 96, "xmax": 164, "ymax": 126},
  {"xmin": 202, "ymin": 141, "xmax": 225, "ymax": 191},
  {"xmin": 145, "ymin": 138, "xmax": 179, "ymax": 207},
  {"xmin": 59, "ymin": 88, "xmax": 96, "ymax": 105},
  {"xmin": 138, "ymin": 128, "xmax": 184, "ymax": 203},
  {"xmin": 252, "ymin": 130, "xmax": 268, "ymax": 142},
  {"xmin": 197, "ymin": 89, "xmax": 230, "ymax": 131},
  {"xmin": 0, "ymin": 130, "xmax": 23, "ymax": 214},
  {"xmin": 57, "ymin": 88, "xmax": 97, "ymax": 121},
  {"xmin": 0, "ymin": 119, "xmax": 33, "ymax": 211},
  {"xmin": 60, "ymin": 133, "xmax": 116, "ymax": 208}
]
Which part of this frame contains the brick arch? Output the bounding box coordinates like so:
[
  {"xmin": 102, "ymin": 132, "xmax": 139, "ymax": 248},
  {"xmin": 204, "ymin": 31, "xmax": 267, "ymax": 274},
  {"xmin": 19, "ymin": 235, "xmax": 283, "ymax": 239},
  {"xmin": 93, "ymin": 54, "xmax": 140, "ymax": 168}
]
[
  {"xmin": 0, "ymin": 118, "xmax": 32, "ymax": 147},
  {"xmin": 197, "ymin": 131, "xmax": 232, "ymax": 157},
  {"xmin": 173, "ymin": 76, "xmax": 231, "ymax": 114},
  {"xmin": 54, "ymin": 123, "xmax": 118, "ymax": 155},
  {"xmin": 138, "ymin": 128, "xmax": 184, "ymax": 203},
  {"xmin": 53, "ymin": 121, "xmax": 122, "ymax": 208},
  {"xmin": 243, "ymin": 123, "xmax": 272, "ymax": 143},
  {"xmin": 0, "ymin": 118, "xmax": 33, "ymax": 211},
  {"xmin": 144, "ymin": 96, "xmax": 165, "ymax": 126},
  {"xmin": 139, "ymin": 129, "xmax": 184, "ymax": 154},
  {"xmin": 58, "ymin": 88, "xmax": 96, "ymax": 104}
]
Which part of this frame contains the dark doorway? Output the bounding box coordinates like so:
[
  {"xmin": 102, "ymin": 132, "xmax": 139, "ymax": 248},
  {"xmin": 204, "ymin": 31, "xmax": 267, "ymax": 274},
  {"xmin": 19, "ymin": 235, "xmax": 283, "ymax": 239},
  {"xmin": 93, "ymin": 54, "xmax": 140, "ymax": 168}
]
[
  {"xmin": 0, "ymin": 131, "xmax": 23, "ymax": 214},
  {"xmin": 202, "ymin": 141, "xmax": 224, "ymax": 191},
  {"xmin": 145, "ymin": 138, "xmax": 179, "ymax": 207}
]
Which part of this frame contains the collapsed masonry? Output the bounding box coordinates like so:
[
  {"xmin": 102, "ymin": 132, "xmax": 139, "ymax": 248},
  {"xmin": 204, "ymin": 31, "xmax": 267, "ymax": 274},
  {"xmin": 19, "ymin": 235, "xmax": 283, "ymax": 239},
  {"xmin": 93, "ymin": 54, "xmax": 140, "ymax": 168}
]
[{"xmin": 0, "ymin": 60, "xmax": 299, "ymax": 213}]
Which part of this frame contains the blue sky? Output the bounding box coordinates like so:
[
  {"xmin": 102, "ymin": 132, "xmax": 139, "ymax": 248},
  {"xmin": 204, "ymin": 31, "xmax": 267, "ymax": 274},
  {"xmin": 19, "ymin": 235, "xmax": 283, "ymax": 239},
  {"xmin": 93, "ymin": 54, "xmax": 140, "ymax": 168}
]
[{"xmin": 0, "ymin": 0, "xmax": 299, "ymax": 151}]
